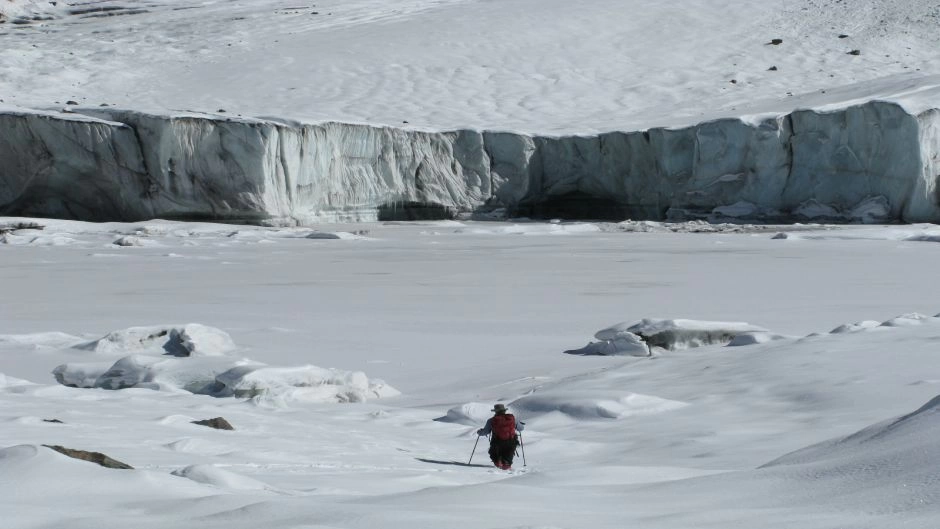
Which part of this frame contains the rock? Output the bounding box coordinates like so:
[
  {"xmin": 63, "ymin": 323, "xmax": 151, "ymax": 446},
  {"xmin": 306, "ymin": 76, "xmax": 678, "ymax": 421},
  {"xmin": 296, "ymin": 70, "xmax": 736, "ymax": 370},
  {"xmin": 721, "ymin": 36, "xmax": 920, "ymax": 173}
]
[
  {"xmin": 42, "ymin": 418, "xmax": 64, "ymax": 423},
  {"xmin": 847, "ymin": 49, "xmax": 861, "ymax": 55},
  {"xmin": 768, "ymin": 65, "xmax": 778, "ymax": 71},
  {"xmin": 191, "ymin": 417, "xmax": 234, "ymax": 430},
  {"xmin": 838, "ymin": 34, "xmax": 849, "ymax": 39},
  {"xmin": 768, "ymin": 38, "xmax": 784, "ymax": 45},
  {"xmin": 43, "ymin": 445, "xmax": 133, "ymax": 469},
  {"xmin": 771, "ymin": 232, "xmax": 788, "ymax": 240},
  {"xmin": 65, "ymin": 100, "xmax": 78, "ymax": 106}
]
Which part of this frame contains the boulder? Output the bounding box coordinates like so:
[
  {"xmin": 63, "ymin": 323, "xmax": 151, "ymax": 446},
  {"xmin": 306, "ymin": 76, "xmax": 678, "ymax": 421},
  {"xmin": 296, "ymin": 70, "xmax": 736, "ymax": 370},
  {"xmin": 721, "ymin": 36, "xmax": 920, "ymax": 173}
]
[{"xmin": 191, "ymin": 417, "xmax": 234, "ymax": 430}]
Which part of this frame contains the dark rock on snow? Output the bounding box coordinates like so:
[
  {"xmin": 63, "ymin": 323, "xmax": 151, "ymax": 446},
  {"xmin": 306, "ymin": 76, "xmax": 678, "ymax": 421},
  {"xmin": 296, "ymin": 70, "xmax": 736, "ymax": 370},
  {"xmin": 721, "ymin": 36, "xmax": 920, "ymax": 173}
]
[
  {"xmin": 43, "ymin": 445, "xmax": 133, "ymax": 469},
  {"xmin": 191, "ymin": 417, "xmax": 234, "ymax": 430}
]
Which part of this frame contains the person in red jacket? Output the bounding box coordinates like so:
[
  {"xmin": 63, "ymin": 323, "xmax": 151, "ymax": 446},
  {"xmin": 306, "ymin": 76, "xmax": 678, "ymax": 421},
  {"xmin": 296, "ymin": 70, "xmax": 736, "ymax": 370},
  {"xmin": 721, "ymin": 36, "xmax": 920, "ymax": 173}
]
[{"xmin": 477, "ymin": 403, "xmax": 525, "ymax": 470}]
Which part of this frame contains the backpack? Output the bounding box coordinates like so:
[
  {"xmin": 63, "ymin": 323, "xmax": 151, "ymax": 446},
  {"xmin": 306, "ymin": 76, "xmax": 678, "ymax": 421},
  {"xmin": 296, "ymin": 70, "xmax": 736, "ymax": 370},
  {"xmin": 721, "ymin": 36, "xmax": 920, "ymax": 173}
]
[{"xmin": 491, "ymin": 414, "xmax": 516, "ymax": 441}]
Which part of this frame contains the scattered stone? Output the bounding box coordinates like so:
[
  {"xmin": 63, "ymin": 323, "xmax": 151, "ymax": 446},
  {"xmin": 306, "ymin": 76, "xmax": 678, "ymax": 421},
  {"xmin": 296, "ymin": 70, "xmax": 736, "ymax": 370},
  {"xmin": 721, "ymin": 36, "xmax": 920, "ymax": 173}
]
[
  {"xmin": 768, "ymin": 65, "xmax": 778, "ymax": 71},
  {"xmin": 771, "ymin": 232, "xmax": 789, "ymax": 240},
  {"xmin": 43, "ymin": 445, "xmax": 133, "ymax": 469},
  {"xmin": 729, "ymin": 79, "xmax": 737, "ymax": 84},
  {"xmin": 42, "ymin": 418, "xmax": 64, "ymax": 424},
  {"xmin": 768, "ymin": 38, "xmax": 784, "ymax": 45},
  {"xmin": 847, "ymin": 49, "xmax": 861, "ymax": 55},
  {"xmin": 192, "ymin": 417, "xmax": 234, "ymax": 430},
  {"xmin": 217, "ymin": 108, "xmax": 226, "ymax": 113},
  {"xmin": 838, "ymin": 34, "xmax": 849, "ymax": 38},
  {"xmin": 99, "ymin": 103, "xmax": 109, "ymax": 107},
  {"xmin": 66, "ymin": 100, "xmax": 78, "ymax": 106}
]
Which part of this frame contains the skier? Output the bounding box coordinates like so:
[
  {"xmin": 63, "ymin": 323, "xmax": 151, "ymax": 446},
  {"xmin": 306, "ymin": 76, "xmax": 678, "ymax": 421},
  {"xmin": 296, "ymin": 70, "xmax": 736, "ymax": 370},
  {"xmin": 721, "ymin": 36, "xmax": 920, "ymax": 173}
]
[{"xmin": 477, "ymin": 403, "xmax": 524, "ymax": 470}]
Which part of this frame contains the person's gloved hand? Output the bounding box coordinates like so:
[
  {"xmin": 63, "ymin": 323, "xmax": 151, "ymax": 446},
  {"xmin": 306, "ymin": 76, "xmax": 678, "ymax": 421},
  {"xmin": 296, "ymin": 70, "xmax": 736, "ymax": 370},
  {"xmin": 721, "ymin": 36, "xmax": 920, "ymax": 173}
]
[{"xmin": 476, "ymin": 429, "xmax": 484, "ymax": 436}]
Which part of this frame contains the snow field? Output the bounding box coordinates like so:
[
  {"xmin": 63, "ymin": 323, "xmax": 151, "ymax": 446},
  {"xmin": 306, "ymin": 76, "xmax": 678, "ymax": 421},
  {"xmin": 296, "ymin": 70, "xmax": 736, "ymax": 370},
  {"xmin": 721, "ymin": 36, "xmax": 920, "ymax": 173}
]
[
  {"xmin": 4, "ymin": 219, "xmax": 940, "ymax": 527},
  {"xmin": 1, "ymin": 0, "xmax": 938, "ymax": 132}
]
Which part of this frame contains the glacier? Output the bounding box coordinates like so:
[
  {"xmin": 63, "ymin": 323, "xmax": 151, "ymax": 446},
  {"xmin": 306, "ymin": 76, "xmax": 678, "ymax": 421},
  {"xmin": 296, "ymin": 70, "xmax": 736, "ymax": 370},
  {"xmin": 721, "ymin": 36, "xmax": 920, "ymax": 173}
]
[{"xmin": 1, "ymin": 101, "xmax": 939, "ymax": 224}]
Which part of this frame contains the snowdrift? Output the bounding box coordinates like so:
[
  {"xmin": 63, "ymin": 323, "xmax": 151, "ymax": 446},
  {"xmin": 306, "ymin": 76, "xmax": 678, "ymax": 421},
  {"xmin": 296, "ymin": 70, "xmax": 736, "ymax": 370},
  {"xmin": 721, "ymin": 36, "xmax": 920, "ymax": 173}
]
[
  {"xmin": 2, "ymin": 98, "xmax": 940, "ymax": 224},
  {"xmin": 510, "ymin": 391, "xmax": 688, "ymax": 421},
  {"xmin": 171, "ymin": 464, "xmax": 277, "ymax": 492},
  {"xmin": 0, "ymin": 444, "xmax": 208, "ymax": 500},
  {"xmin": 53, "ymin": 325, "xmax": 398, "ymax": 403},
  {"xmin": 745, "ymin": 394, "xmax": 940, "ymax": 515}
]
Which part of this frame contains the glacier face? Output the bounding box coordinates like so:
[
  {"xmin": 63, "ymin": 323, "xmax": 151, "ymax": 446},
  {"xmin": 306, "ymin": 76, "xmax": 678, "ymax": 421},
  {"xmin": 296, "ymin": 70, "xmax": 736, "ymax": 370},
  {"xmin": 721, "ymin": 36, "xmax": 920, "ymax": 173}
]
[{"xmin": 1, "ymin": 102, "xmax": 938, "ymax": 224}]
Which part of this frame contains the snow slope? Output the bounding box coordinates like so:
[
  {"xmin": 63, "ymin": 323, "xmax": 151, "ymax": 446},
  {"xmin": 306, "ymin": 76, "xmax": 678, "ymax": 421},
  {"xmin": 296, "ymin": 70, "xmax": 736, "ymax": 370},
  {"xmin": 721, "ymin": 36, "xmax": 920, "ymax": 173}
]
[
  {"xmin": 4, "ymin": 219, "xmax": 940, "ymax": 527},
  {"xmin": 1, "ymin": 0, "xmax": 939, "ymax": 224},
  {"xmin": 1, "ymin": 0, "xmax": 938, "ymax": 131}
]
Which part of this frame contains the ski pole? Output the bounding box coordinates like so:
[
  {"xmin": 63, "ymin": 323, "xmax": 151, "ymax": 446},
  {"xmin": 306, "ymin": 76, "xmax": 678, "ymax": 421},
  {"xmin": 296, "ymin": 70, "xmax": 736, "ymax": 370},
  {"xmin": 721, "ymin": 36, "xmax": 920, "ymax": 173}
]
[
  {"xmin": 468, "ymin": 434, "xmax": 481, "ymax": 465},
  {"xmin": 519, "ymin": 433, "xmax": 526, "ymax": 467}
]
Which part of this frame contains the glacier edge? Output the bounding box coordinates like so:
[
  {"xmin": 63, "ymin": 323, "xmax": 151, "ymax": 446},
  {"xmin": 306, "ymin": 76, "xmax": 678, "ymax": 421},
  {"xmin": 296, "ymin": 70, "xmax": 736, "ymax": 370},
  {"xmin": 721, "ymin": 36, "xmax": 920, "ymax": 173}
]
[{"xmin": 1, "ymin": 101, "xmax": 938, "ymax": 224}]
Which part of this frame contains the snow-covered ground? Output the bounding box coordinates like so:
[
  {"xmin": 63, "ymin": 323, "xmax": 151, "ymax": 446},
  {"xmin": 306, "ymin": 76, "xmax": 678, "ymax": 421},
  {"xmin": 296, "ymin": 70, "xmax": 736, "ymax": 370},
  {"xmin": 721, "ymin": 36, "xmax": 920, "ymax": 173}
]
[
  {"xmin": 3, "ymin": 0, "xmax": 940, "ymax": 526},
  {"xmin": 1, "ymin": 0, "xmax": 939, "ymax": 132},
  {"xmin": 4, "ymin": 218, "xmax": 940, "ymax": 528}
]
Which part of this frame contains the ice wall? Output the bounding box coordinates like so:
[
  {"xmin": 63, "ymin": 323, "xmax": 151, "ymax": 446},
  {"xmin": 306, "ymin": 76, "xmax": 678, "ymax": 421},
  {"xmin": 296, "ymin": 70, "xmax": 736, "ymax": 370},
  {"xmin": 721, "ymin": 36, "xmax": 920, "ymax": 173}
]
[{"xmin": 1, "ymin": 102, "xmax": 938, "ymax": 224}]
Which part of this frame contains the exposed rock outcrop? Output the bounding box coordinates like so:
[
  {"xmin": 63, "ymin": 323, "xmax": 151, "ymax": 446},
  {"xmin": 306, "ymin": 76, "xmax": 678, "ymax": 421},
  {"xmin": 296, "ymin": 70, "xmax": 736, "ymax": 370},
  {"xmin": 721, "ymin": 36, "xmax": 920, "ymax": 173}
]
[
  {"xmin": 43, "ymin": 445, "xmax": 133, "ymax": 469},
  {"xmin": 191, "ymin": 417, "xmax": 234, "ymax": 430}
]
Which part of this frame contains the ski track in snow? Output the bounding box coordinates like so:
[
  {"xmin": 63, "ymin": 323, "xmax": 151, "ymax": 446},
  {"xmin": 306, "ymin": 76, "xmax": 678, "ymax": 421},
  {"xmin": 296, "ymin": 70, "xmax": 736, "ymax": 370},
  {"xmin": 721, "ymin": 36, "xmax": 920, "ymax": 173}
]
[{"xmin": 4, "ymin": 218, "xmax": 940, "ymax": 527}]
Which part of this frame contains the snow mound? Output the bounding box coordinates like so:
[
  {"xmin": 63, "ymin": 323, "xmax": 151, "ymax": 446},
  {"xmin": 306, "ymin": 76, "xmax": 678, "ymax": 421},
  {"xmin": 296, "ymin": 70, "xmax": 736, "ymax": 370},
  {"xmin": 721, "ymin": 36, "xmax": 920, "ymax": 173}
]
[
  {"xmin": 0, "ymin": 1, "xmax": 59, "ymax": 19},
  {"xmin": 829, "ymin": 321, "xmax": 881, "ymax": 334},
  {"xmin": 879, "ymin": 313, "xmax": 936, "ymax": 327},
  {"xmin": 511, "ymin": 391, "xmax": 687, "ymax": 420},
  {"xmin": 565, "ymin": 329, "xmax": 650, "ymax": 357},
  {"xmin": 164, "ymin": 438, "xmax": 233, "ymax": 455},
  {"xmin": 112, "ymin": 235, "xmax": 153, "ymax": 247},
  {"xmin": 624, "ymin": 319, "xmax": 768, "ymax": 350},
  {"xmin": 91, "ymin": 355, "xmax": 254, "ymax": 393},
  {"xmin": 76, "ymin": 324, "xmax": 237, "ymax": 357},
  {"xmin": 762, "ymin": 394, "xmax": 940, "ymax": 483},
  {"xmin": 726, "ymin": 331, "xmax": 791, "ymax": 347},
  {"xmin": 0, "ymin": 233, "xmax": 76, "ymax": 246},
  {"xmin": 171, "ymin": 464, "xmax": 274, "ymax": 491},
  {"xmin": 0, "ymin": 373, "xmax": 33, "ymax": 388},
  {"xmin": 0, "ymin": 332, "xmax": 83, "ymax": 349},
  {"xmin": 0, "ymin": 444, "xmax": 208, "ymax": 501},
  {"xmin": 54, "ymin": 338, "xmax": 398, "ymax": 404},
  {"xmin": 214, "ymin": 365, "xmax": 400, "ymax": 404},
  {"xmin": 437, "ymin": 402, "xmax": 494, "ymax": 426},
  {"xmin": 454, "ymin": 223, "xmax": 602, "ymax": 236},
  {"xmin": 52, "ymin": 361, "xmax": 114, "ymax": 388},
  {"xmin": 612, "ymin": 220, "xmax": 788, "ymax": 234}
]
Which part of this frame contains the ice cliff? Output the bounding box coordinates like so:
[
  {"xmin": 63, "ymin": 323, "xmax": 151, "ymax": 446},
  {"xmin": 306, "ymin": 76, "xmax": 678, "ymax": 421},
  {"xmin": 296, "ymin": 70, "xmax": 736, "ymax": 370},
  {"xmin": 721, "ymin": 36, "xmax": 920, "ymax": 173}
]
[{"xmin": 1, "ymin": 101, "xmax": 939, "ymax": 224}]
